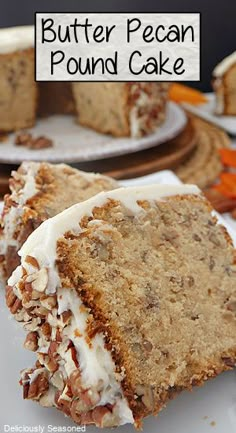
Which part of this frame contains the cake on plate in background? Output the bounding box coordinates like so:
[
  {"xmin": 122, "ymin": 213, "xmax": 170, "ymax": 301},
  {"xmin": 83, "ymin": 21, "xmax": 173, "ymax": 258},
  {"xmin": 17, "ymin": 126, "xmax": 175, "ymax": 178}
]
[
  {"xmin": 212, "ymin": 51, "xmax": 236, "ymax": 115},
  {"xmin": 0, "ymin": 25, "xmax": 169, "ymax": 137}
]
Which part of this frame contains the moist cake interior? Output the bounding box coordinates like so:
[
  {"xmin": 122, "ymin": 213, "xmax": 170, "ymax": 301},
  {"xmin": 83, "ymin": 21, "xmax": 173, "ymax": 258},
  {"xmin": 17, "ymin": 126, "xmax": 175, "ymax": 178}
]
[{"xmin": 55, "ymin": 193, "xmax": 236, "ymax": 417}]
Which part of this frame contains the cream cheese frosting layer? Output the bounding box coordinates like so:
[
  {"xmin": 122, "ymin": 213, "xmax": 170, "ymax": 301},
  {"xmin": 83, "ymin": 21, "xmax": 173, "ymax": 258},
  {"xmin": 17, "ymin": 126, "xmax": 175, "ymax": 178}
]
[
  {"xmin": 213, "ymin": 51, "xmax": 236, "ymax": 77},
  {"xmin": 0, "ymin": 26, "xmax": 34, "ymax": 54},
  {"xmin": 0, "ymin": 162, "xmax": 39, "ymax": 256}
]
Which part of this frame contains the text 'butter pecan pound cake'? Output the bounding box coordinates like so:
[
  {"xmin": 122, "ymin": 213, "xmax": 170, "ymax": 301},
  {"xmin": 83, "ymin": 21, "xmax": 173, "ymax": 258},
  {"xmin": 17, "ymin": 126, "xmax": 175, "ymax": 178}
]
[
  {"xmin": 0, "ymin": 162, "xmax": 118, "ymax": 284},
  {"xmin": 6, "ymin": 185, "xmax": 236, "ymax": 428}
]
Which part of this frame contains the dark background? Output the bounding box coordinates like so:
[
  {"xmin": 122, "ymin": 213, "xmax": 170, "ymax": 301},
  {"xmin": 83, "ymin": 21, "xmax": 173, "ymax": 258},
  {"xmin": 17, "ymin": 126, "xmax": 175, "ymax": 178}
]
[{"xmin": 1, "ymin": 0, "xmax": 235, "ymax": 91}]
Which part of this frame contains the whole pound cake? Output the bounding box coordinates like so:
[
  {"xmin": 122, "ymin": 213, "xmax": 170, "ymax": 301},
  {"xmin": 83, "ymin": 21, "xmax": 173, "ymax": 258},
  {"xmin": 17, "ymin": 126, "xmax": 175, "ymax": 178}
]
[
  {"xmin": 0, "ymin": 162, "xmax": 118, "ymax": 284},
  {"xmin": 6, "ymin": 185, "xmax": 236, "ymax": 428}
]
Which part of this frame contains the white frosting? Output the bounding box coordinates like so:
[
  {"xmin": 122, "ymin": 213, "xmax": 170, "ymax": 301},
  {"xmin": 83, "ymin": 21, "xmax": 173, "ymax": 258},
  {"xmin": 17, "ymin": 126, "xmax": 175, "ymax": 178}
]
[
  {"xmin": 129, "ymin": 88, "xmax": 151, "ymax": 137},
  {"xmin": 213, "ymin": 51, "xmax": 236, "ymax": 77},
  {"xmin": 56, "ymin": 287, "xmax": 133, "ymax": 425},
  {"xmin": 0, "ymin": 26, "xmax": 34, "ymax": 54},
  {"xmin": 16, "ymin": 184, "xmax": 200, "ymax": 271},
  {"xmin": 0, "ymin": 162, "xmax": 39, "ymax": 256}
]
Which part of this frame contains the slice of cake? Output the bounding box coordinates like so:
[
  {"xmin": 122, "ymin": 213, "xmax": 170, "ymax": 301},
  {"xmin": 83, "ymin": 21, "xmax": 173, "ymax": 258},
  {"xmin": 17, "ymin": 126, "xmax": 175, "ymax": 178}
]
[
  {"xmin": 212, "ymin": 51, "xmax": 236, "ymax": 115},
  {"xmin": 0, "ymin": 26, "xmax": 37, "ymax": 131},
  {"xmin": 72, "ymin": 82, "xmax": 169, "ymax": 137},
  {"xmin": 6, "ymin": 184, "xmax": 236, "ymax": 428},
  {"xmin": 0, "ymin": 162, "xmax": 118, "ymax": 283}
]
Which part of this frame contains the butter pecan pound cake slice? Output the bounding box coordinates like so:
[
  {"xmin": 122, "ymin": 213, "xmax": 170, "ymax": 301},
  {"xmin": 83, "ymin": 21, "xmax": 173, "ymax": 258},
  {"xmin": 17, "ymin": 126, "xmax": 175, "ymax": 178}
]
[
  {"xmin": 0, "ymin": 162, "xmax": 118, "ymax": 284},
  {"xmin": 6, "ymin": 185, "xmax": 236, "ymax": 428},
  {"xmin": 72, "ymin": 82, "xmax": 169, "ymax": 137}
]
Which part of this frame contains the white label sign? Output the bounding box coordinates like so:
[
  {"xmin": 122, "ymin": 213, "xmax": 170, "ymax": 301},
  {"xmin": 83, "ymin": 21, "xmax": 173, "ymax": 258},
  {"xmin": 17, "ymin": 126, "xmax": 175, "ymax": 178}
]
[{"xmin": 35, "ymin": 13, "xmax": 200, "ymax": 81}]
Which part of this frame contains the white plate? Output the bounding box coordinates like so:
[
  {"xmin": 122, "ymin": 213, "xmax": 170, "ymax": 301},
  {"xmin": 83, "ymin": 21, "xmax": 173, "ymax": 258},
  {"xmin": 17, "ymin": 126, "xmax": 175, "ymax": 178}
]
[
  {"xmin": 0, "ymin": 170, "xmax": 236, "ymax": 433},
  {"xmin": 183, "ymin": 94, "xmax": 236, "ymax": 136},
  {"xmin": 0, "ymin": 102, "xmax": 186, "ymax": 164}
]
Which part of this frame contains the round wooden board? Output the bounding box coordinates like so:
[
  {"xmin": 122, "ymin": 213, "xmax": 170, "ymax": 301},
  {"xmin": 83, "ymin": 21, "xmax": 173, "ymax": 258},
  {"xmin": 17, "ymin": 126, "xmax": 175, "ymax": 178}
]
[
  {"xmin": 0, "ymin": 118, "xmax": 196, "ymax": 197},
  {"xmin": 100, "ymin": 118, "xmax": 197, "ymax": 179}
]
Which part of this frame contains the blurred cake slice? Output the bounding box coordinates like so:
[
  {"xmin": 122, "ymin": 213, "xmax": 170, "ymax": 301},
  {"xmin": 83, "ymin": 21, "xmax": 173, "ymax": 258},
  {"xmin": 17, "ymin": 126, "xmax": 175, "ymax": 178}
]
[
  {"xmin": 0, "ymin": 162, "xmax": 118, "ymax": 283},
  {"xmin": 7, "ymin": 184, "xmax": 236, "ymax": 428},
  {"xmin": 212, "ymin": 51, "xmax": 236, "ymax": 115},
  {"xmin": 72, "ymin": 82, "xmax": 169, "ymax": 137},
  {"xmin": 0, "ymin": 26, "xmax": 37, "ymax": 131}
]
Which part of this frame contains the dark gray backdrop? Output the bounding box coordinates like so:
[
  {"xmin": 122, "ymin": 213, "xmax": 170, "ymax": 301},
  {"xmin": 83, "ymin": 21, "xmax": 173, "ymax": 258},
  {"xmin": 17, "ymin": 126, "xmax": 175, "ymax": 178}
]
[{"xmin": 1, "ymin": 0, "xmax": 235, "ymax": 91}]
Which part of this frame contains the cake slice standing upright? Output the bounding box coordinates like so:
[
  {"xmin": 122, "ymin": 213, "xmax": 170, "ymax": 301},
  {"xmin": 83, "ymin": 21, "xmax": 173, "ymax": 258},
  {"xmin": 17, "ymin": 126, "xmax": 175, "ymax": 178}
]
[
  {"xmin": 212, "ymin": 51, "xmax": 236, "ymax": 115},
  {"xmin": 72, "ymin": 82, "xmax": 169, "ymax": 137},
  {"xmin": 7, "ymin": 184, "xmax": 236, "ymax": 428}
]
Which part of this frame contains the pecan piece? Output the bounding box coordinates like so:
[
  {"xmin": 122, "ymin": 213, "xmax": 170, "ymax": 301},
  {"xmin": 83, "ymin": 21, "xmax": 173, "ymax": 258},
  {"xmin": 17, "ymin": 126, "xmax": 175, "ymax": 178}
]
[
  {"xmin": 41, "ymin": 322, "xmax": 51, "ymax": 339},
  {"xmin": 25, "ymin": 255, "xmax": 40, "ymax": 269},
  {"xmin": 222, "ymin": 357, "xmax": 236, "ymax": 368},
  {"xmin": 15, "ymin": 131, "xmax": 32, "ymax": 146},
  {"xmin": 24, "ymin": 331, "xmax": 38, "ymax": 351},
  {"xmin": 27, "ymin": 371, "xmax": 49, "ymax": 400},
  {"xmin": 40, "ymin": 294, "xmax": 57, "ymax": 310},
  {"xmin": 29, "ymin": 136, "xmax": 53, "ymax": 150},
  {"xmin": 69, "ymin": 370, "xmax": 82, "ymax": 397},
  {"xmin": 6, "ymin": 285, "xmax": 17, "ymax": 308},
  {"xmin": 31, "ymin": 268, "xmax": 48, "ymax": 293}
]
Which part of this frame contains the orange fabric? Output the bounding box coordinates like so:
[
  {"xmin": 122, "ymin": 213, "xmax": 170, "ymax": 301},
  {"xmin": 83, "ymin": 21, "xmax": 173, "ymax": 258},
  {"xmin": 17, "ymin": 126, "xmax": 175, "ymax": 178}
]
[
  {"xmin": 213, "ymin": 173, "xmax": 236, "ymax": 199},
  {"xmin": 219, "ymin": 149, "xmax": 236, "ymax": 168},
  {"xmin": 169, "ymin": 84, "xmax": 207, "ymax": 105}
]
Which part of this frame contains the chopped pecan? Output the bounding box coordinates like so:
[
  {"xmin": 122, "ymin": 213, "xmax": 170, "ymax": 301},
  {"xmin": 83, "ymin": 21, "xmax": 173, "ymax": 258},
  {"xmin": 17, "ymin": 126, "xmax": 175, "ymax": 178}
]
[
  {"xmin": 15, "ymin": 131, "xmax": 32, "ymax": 146},
  {"xmin": 6, "ymin": 286, "xmax": 22, "ymax": 314},
  {"xmin": 27, "ymin": 371, "xmax": 49, "ymax": 400},
  {"xmin": 40, "ymin": 294, "xmax": 57, "ymax": 310},
  {"xmin": 25, "ymin": 255, "xmax": 40, "ymax": 269},
  {"xmin": 55, "ymin": 390, "xmax": 71, "ymax": 416},
  {"xmin": 55, "ymin": 328, "xmax": 62, "ymax": 343},
  {"xmin": 6, "ymin": 285, "xmax": 17, "ymax": 308},
  {"xmin": 31, "ymin": 268, "xmax": 48, "ymax": 293},
  {"xmin": 135, "ymin": 384, "xmax": 154, "ymax": 411},
  {"xmin": 222, "ymin": 357, "xmax": 236, "ymax": 368},
  {"xmin": 226, "ymin": 300, "xmax": 236, "ymax": 312},
  {"xmin": 92, "ymin": 406, "xmax": 117, "ymax": 428},
  {"xmin": 23, "ymin": 383, "xmax": 30, "ymax": 399},
  {"xmin": 61, "ymin": 310, "xmax": 72, "ymax": 325},
  {"xmin": 24, "ymin": 331, "xmax": 38, "ymax": 351},
  {"xmin": 69, "ymin": 370, "xmax": 82, "ymax": 397},
  {"xmin": 41, "ymin": 322, "xmax": 51, "ymax": 339},
  {"xmin": 29, "ymin": 136, "xmax": 53, "ymax": 150},
  {"xmin": 143, "ymin": 340, "xmax": 153, "ymax": 352},
  {"xmin": 69, "ymin": 345, "xmax": 79, "ymax": 368}
]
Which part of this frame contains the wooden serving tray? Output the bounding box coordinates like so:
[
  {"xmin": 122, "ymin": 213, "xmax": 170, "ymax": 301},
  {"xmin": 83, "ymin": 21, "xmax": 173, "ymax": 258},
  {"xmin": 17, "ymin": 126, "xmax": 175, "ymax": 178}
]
[
  {"xmin": 103, "ymin": 119, "xmax": 196, "ymax": 179},
  {"xmin": 0, "ymin": 119, "xmax": 196, "ymax": 198}
]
